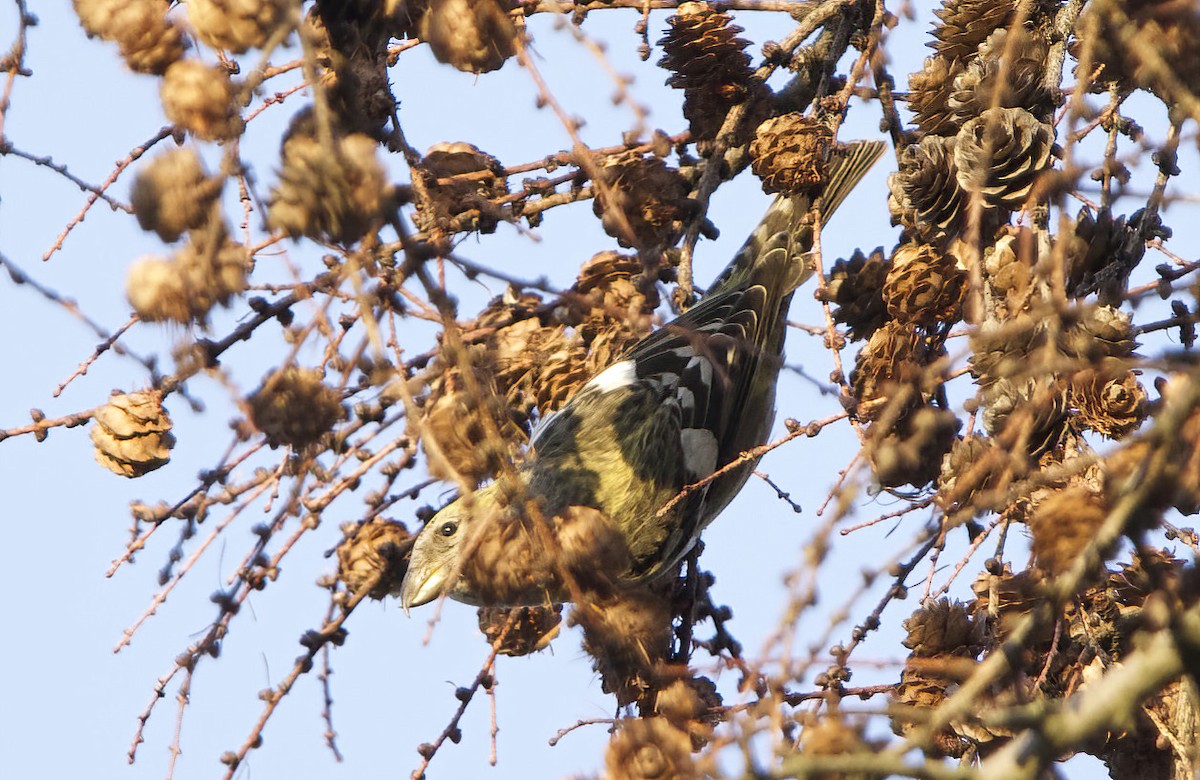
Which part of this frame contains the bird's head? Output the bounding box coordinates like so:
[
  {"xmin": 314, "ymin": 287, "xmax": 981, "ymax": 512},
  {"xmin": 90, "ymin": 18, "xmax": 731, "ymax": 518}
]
[{"xmin": 399, "ymin": 492, "xmax": 483, "ymax": 612}]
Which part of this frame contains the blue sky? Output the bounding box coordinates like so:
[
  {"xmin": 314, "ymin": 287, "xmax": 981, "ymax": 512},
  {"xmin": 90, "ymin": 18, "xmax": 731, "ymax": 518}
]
[{"xmin": 3, "ymin": 3, "xmax": 1189, "ymax": 778}]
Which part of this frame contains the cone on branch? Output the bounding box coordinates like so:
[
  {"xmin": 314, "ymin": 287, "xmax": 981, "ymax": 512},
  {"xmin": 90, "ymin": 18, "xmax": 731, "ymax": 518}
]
[
  {"xmin": 592, "ymin": 156, "xmax": 692, "ymax": 249},
  {"xmin": 1070, "ymin": 361, "xmax": 1147, "ymax": 439},
  {"xmin": 130, "ymin": 148, "xmax": 225, "ymax": 243},
  {"xmin": 850, "ymin": 321, "xmax": 936, "ymax": 421},
  {"xmin": 819, "ymin": 247, "xmax": 891, "ymax": 341},
  {"xmin": 657, "ymin": 2, "xmax": 757, "ymax": 142},
  {"xmin": 418, "ymin": 0, "xmax": 517, "ymax": 74},
  {"xmin": 248, "ymin": 367, "xmax": 347, "ymax": 449},
  {"xmin": 603, "ymin": 716, "xmax": 698, "ymax": 780},
  {"xmin": 336, "ymin": 519, "xmax": 414, "ymax": 600},
  {"xmin": 126, "ymin": 227, "xmax": 250, "ymax": 325},
  {"xmin": 882, "ymin": 243, "xmax": 967, "ymax": 328},
  {"xmin": 160, "ymin": 59, "xmax": 243, "ymax": 141},
  {"xmin": 1029, "ymin": 485, "xmax": 1109, "ymax": 576},
  {"xmin": 929, "ymin": 0, "xmax": 1017, "ymax": 60},
  {"xmin": 866, "ymin": 405, "xmax": 960, "ymax": 489},
  {"xmin": 477, "ymin": 605, "xmax": 563, "ymax": 656},
  {"xmin": 748, "ymin": 114, "xmax": 834, "ymax": 196},
  {"xmin": 90, "ymin": 390, "xmax": 176, "ymax": 478},
  {"xmin": 1066, "ymin": 207, "xmax": 1153, "ymax": 305},
  {"xmin": 268, "ymin": 112, "xmax": 392, "ymax": 244},
  {"xmin": 953, "ymin": 107, "xmax": 1055, "ymax": 213},
  {"xmin": 947, "ymin": 28, "xmax": 1055, "ymax": 128},
  {"xmin": 888, "ymin": 135, "xmax": 967, "ymax": 247},
  {"xmin": 936, "ymin": 435, "xmax": 1013, "ymax": 515},
  {"xmin": 416, "ymin": 141, "xmax": 509, "ymax": 235},
  {"xmin": 187, "ymin": 0, "xmax": 290, "ymax": 54},
  {"xmin": 907, "ymin": 55, "xmax": 966, "ymax": 138},
  {"xmin": 73, "ymin": 0, "xmax": 186, "ymax": 75}
]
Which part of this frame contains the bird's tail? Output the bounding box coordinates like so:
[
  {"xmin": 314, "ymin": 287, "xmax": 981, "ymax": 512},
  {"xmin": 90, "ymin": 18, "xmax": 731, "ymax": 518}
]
[{"xmin": 708, "ymin": 139, "xmax": 888, "ymax": 297}]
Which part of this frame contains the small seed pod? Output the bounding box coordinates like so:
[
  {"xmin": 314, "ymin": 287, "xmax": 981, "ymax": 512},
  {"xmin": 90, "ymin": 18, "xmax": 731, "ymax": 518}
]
[
  {"xmin": 247, "ymin": 367, "xmax": 346, "ymax": 449},
  {"xmin": 882, "ymin": 243, "xmax": 967, "ymax": 327},
  {"xmin": 888, "ymin": 135, "xmax": 966, "ymax": 247},
  {"xmin": 336, "ymin": 519, "xmax": 413, "ymax": 600},
  {"xmin": 160, "ymin": 59, "xmax": 242, "ymax": 141},
  {"xmin": 953, "ymin": 107, "xmax": 1054, "ymax": 213},
  {"xmin": 818, "ymin": 247, "xmax": 890, "ymax": 341},
  {"xmin": 74, "ymin": 0, "xmax": 186, "ymax": 75},
  {"xmin": 477, "ymin": 605, "xmax": 563, "ymax": 656},
  {"xmin": 187, "ymin": 0, "xmax": 290, "ymax": 54},
  {"xmin": 131, "ymin": 148, "xmax": 224, "ymax": 242},
  {"xmin": 418, "ymin": 0, "xmax": 517, "ymax": 74},
  {"xmin": 748, "ymin": 114, "xmax": 834, "ymax": 196},
  {"xmin": 90, "ymin": 390, "xmax": 176, "ymax": 478}
]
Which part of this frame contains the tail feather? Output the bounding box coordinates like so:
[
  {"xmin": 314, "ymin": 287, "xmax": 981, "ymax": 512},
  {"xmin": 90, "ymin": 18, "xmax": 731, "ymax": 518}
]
[{"xmin": 709, "ymin": 139, "xmax": 887, "ymax": 296}]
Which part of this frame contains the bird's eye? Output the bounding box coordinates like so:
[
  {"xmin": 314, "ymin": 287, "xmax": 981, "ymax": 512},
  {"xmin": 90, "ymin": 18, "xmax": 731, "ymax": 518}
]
[{"xmin": 439, "ymin": 521, "xmax": 458, "ymax": 537}]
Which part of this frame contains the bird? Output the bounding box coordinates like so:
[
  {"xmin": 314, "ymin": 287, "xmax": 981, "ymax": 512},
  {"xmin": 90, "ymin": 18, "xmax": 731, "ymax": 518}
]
[{"xmin": 401, "ymin": 139, "xmax": 886, "ymax": 610}]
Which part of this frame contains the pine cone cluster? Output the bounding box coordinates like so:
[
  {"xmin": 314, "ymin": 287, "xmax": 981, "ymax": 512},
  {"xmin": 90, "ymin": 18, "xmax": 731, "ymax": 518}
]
[
  {"xmin": 90, "ymin": 390, "xmax": 176, "ymax": 478},
  {"xmin": 657, "ymin": 2, "xmax": 756, "ymax": 142},
  {"xmin": 819, "ymin": 247, "xmax": 890, "ymax": 341},
  {"xmin": 908, "ymin": 0, "xmax": 1054, "ymax": 139},
  {"xmin": 748, "ymin": 113, "xmax": 834, "ymax": 196},
  {"xmin": 248, "ymin": 367, "xmax": 347, "ymax": 449}
]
